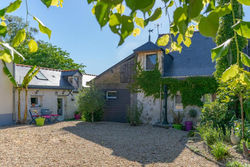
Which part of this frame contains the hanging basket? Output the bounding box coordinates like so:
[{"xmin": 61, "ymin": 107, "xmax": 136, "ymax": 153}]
[{"xmin": 35, "ymin": 117, "xmax": 45, "ymax": 126}]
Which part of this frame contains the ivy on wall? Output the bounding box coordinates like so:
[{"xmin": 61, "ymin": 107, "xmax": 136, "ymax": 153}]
[{"xmin": 131, "ymin": 64, "xmax": 218, "ymax": 108}]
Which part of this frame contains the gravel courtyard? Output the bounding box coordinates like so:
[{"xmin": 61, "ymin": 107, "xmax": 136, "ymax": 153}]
[{"xmin": 0, "ymin": 121, "xmax": 218, "ymax": 167}]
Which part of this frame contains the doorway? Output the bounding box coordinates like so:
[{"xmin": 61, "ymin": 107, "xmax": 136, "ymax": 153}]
[{"xmin": 57, "ymin": 98, "xmax": 64, "ymax": 120}]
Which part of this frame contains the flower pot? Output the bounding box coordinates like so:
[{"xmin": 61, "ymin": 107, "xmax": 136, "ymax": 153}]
[
  {"xmin": 35, "ymin": 117, "xmax": 45, "ymax": 126},
  {"xmin": 74, "ymin": 114, "xmax": 81, "ymax": 120},
  {"xmin": 173, "ymin": 124, "xmax": 183, "ymax": 130},
  {"xmin": 185, "ymin": 121, "xmax": 193, "ymax": 131}
]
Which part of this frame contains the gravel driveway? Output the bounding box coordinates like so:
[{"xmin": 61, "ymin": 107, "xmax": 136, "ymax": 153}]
[{"xmin": 0, "ymin": 121, "xmax": 218, "ymax": 167}]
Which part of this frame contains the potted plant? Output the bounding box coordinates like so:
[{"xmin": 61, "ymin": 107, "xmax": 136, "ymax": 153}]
[
  {"xmin": 74, "ymin": 111, "xmax": 81, "ymax": 120},
  {"xmin": 171, "ymin": 110, "xmax": 184, "ymax": 130},
  {"xmin": 33, "ymin": 110, "xmax": 45, "ymax": 126},
  {"xmin": 185, "ymin": 109, "xmax": 197, "ymax": 131}
]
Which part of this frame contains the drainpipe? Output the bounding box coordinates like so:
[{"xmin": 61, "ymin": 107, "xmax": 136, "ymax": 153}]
[
  {"xmin": 162, "ymin": 84, "xmax": 168, "ymax": 124},
  {"xmin": 12, "ymin": 63, "xmax": 16, "ymax": 123}
]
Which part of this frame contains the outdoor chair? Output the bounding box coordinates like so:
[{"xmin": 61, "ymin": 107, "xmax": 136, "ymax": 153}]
[
  {"xmin": 41, "ymin": 108, "xmax": 60, "ymax": 123},
  {"xmin": 29, "ymin": 109, "xmax": 40, "ymax": 124}
]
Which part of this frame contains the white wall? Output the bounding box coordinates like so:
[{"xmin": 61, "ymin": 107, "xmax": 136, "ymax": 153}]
[
  {"xmin": 15, "ymin": 89, "xmax": 78, "ymax": 122},
  {"xmin": 82, "ymin": 74, "xmax": 96, "ymax": 87},
  {"xmin": 0, "ymin": 62, "xmax": 14, "ymax": 125}
]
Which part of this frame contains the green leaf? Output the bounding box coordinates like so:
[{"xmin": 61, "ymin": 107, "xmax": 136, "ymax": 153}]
[
  {"xmin": 183, "ymin": 37, "xmax": 191, "ymax": 47},
  {"xmin": 33, "ymin": 16, "xmax": 52, "ymax": 39},
  {"xmin": 211, "ymin": 38, "xmax": 232, "ymax": 62},
  {"xmin": 118, "ymin": 15, "xmax": 134, "ymax": 46},
  {"xmin": 0, "ymin": 25, "xmax": 7, "ymax": 36},
  {"xmin": 170, "ymin": 24, "xmax": 178, "ymax": 36},
  {"xmin": 167, "ymin": 0, "xmax": 174, "ymax": 8},
  {"xmin": 237, "ymin": 0, "xmax": 250, "ymax": 6},
  {"xmin": 198, "ymin": 12, "xmax": 219, "ymax": 37},
  {"xmin": 157, "ymin": 34, "xmax": 169, "ymax": 46},
  {"xmin": 115, "ymin": 4, "xmax": 125, "ymax": 14},
  {"xmin": 132, "ymin": 28, "xmax": 140, "ymax": 37},
  {"xmin": 221, "ymin": 64, "xmax": 239, "ymax": 82},
  {"xmin": 204, "ymin": 0, "xmax": 215, "ymax": 13},
  {"xmin": 6, "ymin": 0, "xmax": 22, "ymax": 13},
  {"xmin": 212, "ymin": 3, "xmax": 232, "ymax": 17},
  {"xmin": 41, "ymin": 0, "xmax": 52, "ymax": 8},
  {"xmin": 241, "ymin": 52, "xmax": 250, "ymax": 67},
  {"xmin": 0, "ymin": 8, "xmax": 6, "ymax": 18},
  {"xmin": 12, "ymin": 29, "xmax": 26, "ymax": 47},
  {"xmin": 188, "ymin": 0, "xmax": 203, "ymax": 19},
  {"xmin": 177, "ymin": 34, "xmax": 183, "ymax": 45},
  {"xmin": 94, "ymin": 2, "xmax": 110, "ymax": 28},
  {"xmin": 28, "ymin": 40, "xmax": 38, "ymax": 53},
  {"xmin": 125, "ymin": 0, "xmax": 155, "ymax": 12},
  {"xmin": 109, "ymin": 13, "xmax": 121, "ymax": 27},
  {"xmin": 1, "ymin": 42, "xmax": 24, "ymax": 60},
  {"xmin": 135, "ymin": 17, "xmax": 144, "ymax": 28},
  {"xmin": 0, "ymin": 50, "xmax": 12, "ymax": 63},
  {"xmin": 232, "ymin": 20, "xmax": 250, "ymax": 38},
  {"xmin": 174, "ymin": 6, "xmax": 187, "ymax": 24},
  {"xmin": 171, "ymin": 42, "xmax": 182, "ymax": 53},
  {"xmin": 149, "ymin": 8, "xmax": 162, "ymax": 21}
]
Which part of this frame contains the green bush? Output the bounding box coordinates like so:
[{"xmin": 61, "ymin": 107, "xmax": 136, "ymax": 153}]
[
  {"xmin": 77, "ymin": 86, "xmax": 105, "ymax": 122},
  {"xmin": 233, "ymin": 120, "xmax": 250, "ymax": 140},
  {"xmin": 200, "ymin": 101, "xmax": 235, "ymax": 131},
  {"xmin": 197, "ymin": 122, "xmax": 223, "ymax": 145},
  {"xmin": 226, "ymin": 161, "xmax": 245, "ymax": 167},
  {"xmin": 127, "ymin": 103, "xmax": 143, "ymax": 126},
  {"xmin": 189, "ymin": 109, "xmax": 197, "ymax": 118},
  {"xmin": 211, "ymin": 142, "xmax": 229, "ymax": 160}
]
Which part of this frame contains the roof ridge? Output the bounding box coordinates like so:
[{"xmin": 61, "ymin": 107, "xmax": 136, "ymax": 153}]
[
  {"xmin": 83, "ymin": 73, "xmax": 97, "ymax": 76},
  {"xmin": 16, "ymin": 64, "xmax": 62, "ymax": 72}
]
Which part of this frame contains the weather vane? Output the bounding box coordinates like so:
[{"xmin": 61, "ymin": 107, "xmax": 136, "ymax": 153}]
[{"xmin": 148, "ymin": 29, "xmax": 153, "ymax": 42}]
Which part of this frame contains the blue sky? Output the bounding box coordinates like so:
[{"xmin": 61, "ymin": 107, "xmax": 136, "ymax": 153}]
[{"xmin": 1, "ymin": 1, "xmax": 250, "ymax": 75}]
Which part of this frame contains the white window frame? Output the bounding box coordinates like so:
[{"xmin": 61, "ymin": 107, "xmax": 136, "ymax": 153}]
[{"xmin": 106, "ymin": 91, "xmax": 117, "ymax": 100}]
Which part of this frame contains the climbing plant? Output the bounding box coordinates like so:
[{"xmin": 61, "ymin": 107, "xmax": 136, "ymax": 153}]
[{"xmin": 131, "ymin": 64, "xmax": 218, "ymax": 108}]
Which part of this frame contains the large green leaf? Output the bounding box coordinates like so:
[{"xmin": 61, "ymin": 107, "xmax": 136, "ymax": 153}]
[
  {"xmin": 183, "ymin": 37, "xmax": 191, "ymax": 47},
  {"xmin": 211, "ymin": 38, "xmax": 232, "ymax": 62},
  {"xmin": 1, "ymin": 43, "xmax": 24, "ymax": 61},
  {"xmin": 41, "ymin": 0, "xmax": 52, "ymax": 8},
  {"xmin": 0, "ymin": 25, "xmax": 7, "ymax": 36},
  {"xmin": 2, "ymin": 61, "xmax": 18, "ymax": 87},
  {"xmin": 237, "ymin": 0, "xmax": 250, "ymax": 6},
  {"xmin": 109, "ymin": 13, "xmax": 121, "ymax": 34},
  {"xmin": 173, "ymin": 6, "xmax": 188, "ymax": 35},
  {"xmin": 33, "ymin": 16, "xmax": 52, "ymax": 39},
  {"xmin": 232, "ymin": 20, "xmax": 250, "ymax": 38},
  {"xmin": 125, "ymin": 0, "xmax": 155, "ymax": 12},
  {"xmin": 135, "ymin": 17, "xmax": 144, "ymax": 28},
  {"xmin": 12, "ymin": 29, "xmax": 26, "ymax": 47},
  {"xmin": 28, "ymin": 40, "xmax": 38, "ymax": 53},
  {"xmin": 149, "ymin": 8, "xmax": 162, "ymax": 21},
  {"xmin": 6, "ymin": 0, "xmax": 22, "ymax": 13},
  {"xmin": 0, "ymin": 50, "xmax": 12, "ymax": 63},
  {"xmin": 241, "ymin": 52, "xmax": 250, "ymax": 67},
  {"xmin": 188, "ymin": 0, "xmax": 203, "ymax": 19},
  {"xmin": 95, "ymin": 2, "xmax": 110, "ymax": 28},
  {"xmin": 198, "ymin": 12, "xmax": 219, "ymax": 37},
  {"xmin": 118, "ymin": 15, "xmax": 134, "ymax": 46},
  {"xmin": 221, "ymin": 64, "xmax": 239, "ymax": 82},
  {"xmin": 0, "ymin": 8, "xmax": 6, "ymax": 17},
  {"xmin": 157, "ymin": 34, "xmax": 169, "ymax": 46},
  {"xmin": 212, "ymin": 3, "xmax": 232, "ymax": 17}
]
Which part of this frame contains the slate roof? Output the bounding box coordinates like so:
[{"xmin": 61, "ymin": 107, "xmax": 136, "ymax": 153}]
[
  {"xmin": 15, "ymin": 64, "xmax": 77, "ymax": 90},
  {"xmin": 133, "ymin": 41, "xmax": 162, "ymax": 53},
  {"xmin": 159, "ymin": 31, "xmax": 216, "ymax": 77}
]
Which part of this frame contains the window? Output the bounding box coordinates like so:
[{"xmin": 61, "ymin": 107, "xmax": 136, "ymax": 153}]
[
  {"xmin": 74, "ymin": 76, "xmax": 80, "ymax": 86},
  {"xmin": 146, "ymin": 54, "xmax": 157, "ymax": 70},
  {"xmin": 106, "ymin": 91, "xmax": 117, "ymax": 100},
  {"xmin": 35, "ymin": 71, "xmax": 48, "ymax": 80},
  {"xmin": 31, "ymin": 97, "xmax": 38, "ymax": 107},
  {"xmin": 175, "ymin": 95, "xmax": 183, "ymax": 110}
]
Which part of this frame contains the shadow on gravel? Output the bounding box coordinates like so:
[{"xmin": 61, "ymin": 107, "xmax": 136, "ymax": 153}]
[{"xmin": 63, "ymin": 122, "xmax": 187, "ymax": 166}]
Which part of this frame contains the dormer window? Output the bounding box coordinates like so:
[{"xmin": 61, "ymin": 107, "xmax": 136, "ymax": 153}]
[
  {"xmin": 35, "ymin": 71, "xmax": 48, "ymax": 80},
  {"xmin": 146, "ymin": 54, "xmax": 157, "ymax": 70}
]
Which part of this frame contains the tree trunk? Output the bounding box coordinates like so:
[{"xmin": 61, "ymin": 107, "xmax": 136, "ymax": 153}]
[
  {"xmin": 17, "ymin": 88, "xmax": 21, "ymax": 123},
  {"xmin": 23, "ymin": 88, "xmax": 28, "ymax": 123},
  {"xmin": 239, "ymin": 94, "xmax": 244, "ymax": 139}
]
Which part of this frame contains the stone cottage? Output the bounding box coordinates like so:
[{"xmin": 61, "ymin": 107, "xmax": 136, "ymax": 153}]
[
  {"xmin": 94, "ymin": 31, "xmax": 217, "ymax": 124},
  {"xmin": 14, "ymin": 64, "xmax": 96, "ymax": 121}
]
